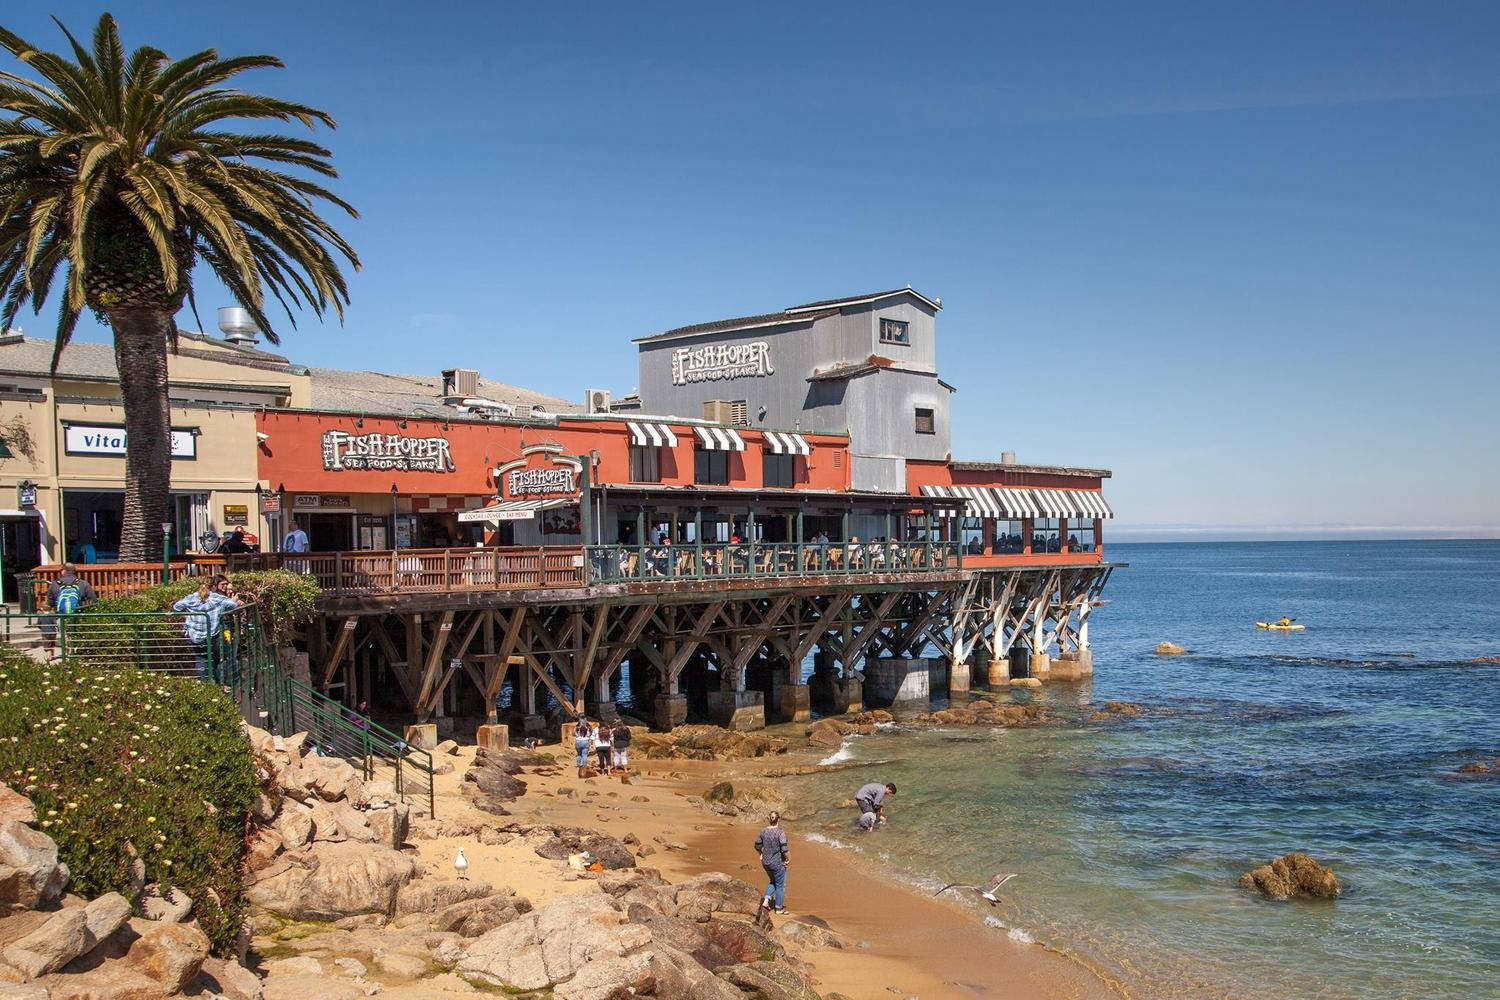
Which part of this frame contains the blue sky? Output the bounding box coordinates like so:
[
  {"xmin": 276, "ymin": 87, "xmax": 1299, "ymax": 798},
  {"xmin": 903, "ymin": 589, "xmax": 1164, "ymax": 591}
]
[{"xmin": 6, "ymin": 1, "xmax": 1498, "ymax": 539}]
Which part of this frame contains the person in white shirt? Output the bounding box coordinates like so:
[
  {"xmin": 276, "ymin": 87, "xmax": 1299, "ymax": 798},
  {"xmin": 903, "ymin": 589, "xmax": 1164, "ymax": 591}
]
[{"xmin": 283, "ymin": 521, "xmax": 309, "ymax": 553}]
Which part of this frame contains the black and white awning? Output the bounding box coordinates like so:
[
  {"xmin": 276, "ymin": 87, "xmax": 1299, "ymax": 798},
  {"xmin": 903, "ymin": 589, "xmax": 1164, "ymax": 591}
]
[
  {"xmin": 919, "ymin": 485, "xmax": 1112, "ymax": 520},
  {"xmin": 762, "ymin": 431, "xmax": 811, "ymax": 455},
  {"xmin": 627, "ymin": 421, "xmax": 679, "ymax": 448},
  {"xmin": 457, "ymin": 498, "xmax": 575, "ymax": 523},
  {"xmin": 693, "ymin": 426, "xmax": 747, "ymax": 452}
]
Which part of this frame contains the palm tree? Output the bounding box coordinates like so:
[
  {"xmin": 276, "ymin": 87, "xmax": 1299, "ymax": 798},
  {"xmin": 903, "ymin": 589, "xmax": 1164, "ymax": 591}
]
[{"xmin": 0, "ymin": 13, "xmax": 357, "ymax": 560}]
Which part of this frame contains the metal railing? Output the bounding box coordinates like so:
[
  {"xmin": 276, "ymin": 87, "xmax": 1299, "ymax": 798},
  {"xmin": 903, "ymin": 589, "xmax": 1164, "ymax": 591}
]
[
  {"xmin": 2, "ymin": 603, "xmax": 435, "ymax": 816},
  {"xmin": 584, "ymin": 539, "xmax": 962, "ymax": 583},
  {"xmin": 226, "ymin": 547, "xmax": 586, "ymax": 593}
]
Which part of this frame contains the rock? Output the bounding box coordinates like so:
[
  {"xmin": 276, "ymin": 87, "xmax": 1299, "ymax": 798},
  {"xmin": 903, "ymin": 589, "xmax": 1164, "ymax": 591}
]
[
  {"xmin": 138, "ymin": 886, "xmax": 193, "ymax": 923},
  {"xmin": 702, "ymin": 917, "xmax": 780, "ymax": 964},
  {"xmin": 704, "ymin": 782, "xmax": 735, "ymax": 804},
  {"xmin": 332, "ymin": 956, "xmax": 368, "ymax": 977},
  {"xmin": 261, "ymin": 973, "xmax": 364, "ymax": 1000},
  {"xmin": 251, "ymin": 791, "xmax": 281, "ymax": 825},
  {"xmin": 719, "ymin": 960, "xmax": 821, "ymax": 1000},
  {"xmin": 0, "ymin": 788, "xmax": 36, "ymax": 828},
  {"xmin": 366, "ymin": 804, "xmax": 409, "ymax": 850},
  {"xmin": 274, "ymin": 804, "xmax": 315, "ymax": 851},
  {"xmin": 428, "ymin": 891, "xmax": 533, "ymax": 937},
  {"xmin": 1456, "ymin": 761, "xmax": 1492, "ymax": 774},
  {"xmin": 81, "ymin": 891, "xmax": 134, "ymax": 944},
  {"xmin": 637, "ymin": 843, "xmax": 657, "ymax": 857},
  {"xmin": 0, "ymin": 986, "xmax": 49, "ymax": 999},
  {"xmin": 670, "ymin": 873, "xmax": 763, "ymax": 923},
  {"xmin": 197, "ymin": 955, "xmax": 265, "ymax": 1000},
  {"xmin": 1008, "ymin": 677, "xmax": 1042, "ymax": 688},
  {"xmin": 1239, "ymin": 853, "xmax": 1340, "ymax": 900},
  {"xmin": 306, "ymin": 758, "xmax": 366, "ymax": 804},
  {"xmin": 246, "ymin": 842, "xmax": 416, "ymax": 922},
  {"xmin": 532, "ymin": 829, "xmax": 635, "ymax": 870},
  {"xmin": 1092, "ymin": 701, "xmax": 1144, "ymax": 720},
  {"xmin": 394, "ymin": 878, "xmax": 493, "ymax": 917},
  {"xmin": 457, "ymin": 893, "xmax": 649, "ymax": 990},
  {"xmin": 1154, "ymin": 641, "xmax": 1187, "ymax": 656},
  {"xmin": 372, "ymin": 951, "xmax": 428, "ymax": 978},
  {"xmin": 37, "ymin": 965, "xmax": 168, "ymax": 999},
  {"xmin": 3, "ymin": 907, "xmax": 90, "ymax": 977},
  {"xmin": 112, "ymin": 918, "xmax": 212, "ymax": 993},
  {"xmin": 477, "ymin": 827, "xmax": 512, "ymax": 847},
  {"xmin": 434, "ymin": 740, "xmax": 460, "ymax": 756},
  {"xmin": 555, "ymin": 945, "xmax": 743, "ymax": 1000},
  {"xmin": 805, "ymin": 720, "xmax": 845, "ymax": 750},
  {"xmin": 779, "ymin": 918, "xmax": 847, "ymax": 950},
  {"xmin": 264, "ymin": 955, "xmax": 323, "ymax": 976},
  {"xmin": 0, "ymin": 815, "xmax": 68, "ymax": 912},
  {"xmin": 625, "ymin": 905, "xmax": 736, "ymax": 970}
]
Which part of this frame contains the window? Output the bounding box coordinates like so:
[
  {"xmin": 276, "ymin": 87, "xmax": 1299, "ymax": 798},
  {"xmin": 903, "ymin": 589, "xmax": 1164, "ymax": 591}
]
[
  {"xmin": 1032, "ymin": 517, "xmax": 1061, "ymax": 553},
  {"xmin": 729, "ymin": 400, "xmax": 749, "ymax": 427},
  {"xmin": 695, "ymin": 449, "xmax": 729, "ymax": 485},
  {"xmin": 915, "ymin": 407, "xmax": 935, "ymax": 435},
  {"xmin": 991, "ymin": 520, "xmax": 1025, "ymax": 554},
  {"xmin": 879, "ymin": 318, "xmax": 909, "ymax": 345},
  {"xmin": 628, "ymin": 445, "xmax": 661, "ymax": 483},
  {"xmin": 1067, "ymin": 520, "xmax": 1097, "ymax": 553},
  {"xmin": 960, "ymin": 517, "xmax": 985, "ymax": 555},
  {"xmin": 762, "ymin": 452, "xmax": 795, "ymax": 488}
]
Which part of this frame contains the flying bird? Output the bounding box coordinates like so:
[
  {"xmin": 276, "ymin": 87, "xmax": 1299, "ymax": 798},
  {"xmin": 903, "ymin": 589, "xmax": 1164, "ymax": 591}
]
[
  {"xmin": 454, "ymin": 847, "xmax": 470, "ymax": 879},
  {"xmin": 933, "ymin": 873, "xmax": 1019, "ymax": 905}
]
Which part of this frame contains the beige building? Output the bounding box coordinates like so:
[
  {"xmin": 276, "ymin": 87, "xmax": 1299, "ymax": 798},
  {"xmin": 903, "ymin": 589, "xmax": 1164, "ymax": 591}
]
[{"xmin": 0, "ymin": 331, "xmax": 310, "ymax": 599}]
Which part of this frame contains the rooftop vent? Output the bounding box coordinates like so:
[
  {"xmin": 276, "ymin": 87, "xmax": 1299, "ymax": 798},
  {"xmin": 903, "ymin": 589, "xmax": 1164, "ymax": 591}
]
[
  {"xmin": 442, "ymin": 368, "xmax": 480, "ymax": 404},
  {"xmin": 217, "ymin": 307, "xmax": 260, "ymax": 347},
  {"xmin": 1001, "ymin": 451, "xmax": 1016, "ymax": 465}
]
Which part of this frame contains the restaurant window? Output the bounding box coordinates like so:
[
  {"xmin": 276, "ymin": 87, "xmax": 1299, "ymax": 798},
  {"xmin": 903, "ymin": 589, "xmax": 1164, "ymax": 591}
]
[
  {"xmin": 1032, "ymin": 517, "xmax": 1061, "ymax": 553},
  {"xmin": 914, "ymin": 407, "xmax": 935, "ymax": 435},
  {"xmin": 1067, "ymin": 520, "xmax": 1097, "ymax": 553},
  {"xmin": 960, "ymin": 517, "xmax": 985, "ymax": 555},
  {"xmin": 879, "ymin": 317, "xmax": 909, "ymax": 345},
  {"xmin": 628, "ymin": 445, "xmax": 661, "ymax": 483},
  {"xmin": 762, "ymin": 452, "xmax": 795, "ymax": 489},
  {"xmin": 992, "ymin": 520, "xmax": 1025, "ymax": 554},
  {"xmin": 695, "ymin": 449, "xmax": 730, "ymax": 486}
]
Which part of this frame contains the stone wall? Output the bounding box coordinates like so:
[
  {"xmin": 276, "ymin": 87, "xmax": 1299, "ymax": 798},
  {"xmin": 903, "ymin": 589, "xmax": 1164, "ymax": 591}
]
[{"xmin": 864, "ymin": 656, "xmax": 934, "ymax": 711}]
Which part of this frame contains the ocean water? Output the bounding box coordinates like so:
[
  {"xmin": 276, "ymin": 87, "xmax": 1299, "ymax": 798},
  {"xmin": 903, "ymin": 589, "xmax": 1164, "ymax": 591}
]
[{"xmin": 780, "ymin": 540, "xmax": 1500, "ymax": 999}]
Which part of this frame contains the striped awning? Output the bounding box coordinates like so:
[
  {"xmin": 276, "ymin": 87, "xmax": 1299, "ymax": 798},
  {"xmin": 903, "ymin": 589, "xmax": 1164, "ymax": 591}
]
[
  {"xmin": 762, "ymin": 431, "xmax": 811, "ymax": 455},
  {"xmin": 627, "ymin": 421, "xmax": 679, "ymax": 448},
  {"xmin": 693, "ymin": 426, "xmax": 746, "ymax": 451},
  {"xmin": 457, "ymin": 498, "xmax": 575, "ymax": 523},
  {"xmin": 918, "ymin": 485, "xmax": 1112, "ymax": 520}
]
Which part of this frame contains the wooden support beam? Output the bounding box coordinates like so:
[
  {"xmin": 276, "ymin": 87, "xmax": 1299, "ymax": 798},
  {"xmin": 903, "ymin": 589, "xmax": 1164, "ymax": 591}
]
[
  {"xmin": 320, "ymin": 616, "xmax": 357, "ymax": 687},
  {"xmin": 791, "ymin": 593, "xmax": 850, "ymax": 665},
  {"xmin": 841, "ymin": 591, "xmax": 902, "ymax": 668},
  {"xmin": 665, "ymin": 600, "xmax": 726, "ymax": 682},
  {"xmin": 414, "ymin": 610, "xmax": 456, "ymax": 720},
  {"xmin": 597, "ymin": 603, "xmax": 654, "ymax": 686},
  {"xmin": 424, "ymin": 609, "xmax": 488, "ymax": 718},
  {"xmin": 572, "ymin": 604, "xmax": 610, "ymax": 704},
  {"xmin": 523, "ymin": 652, "xmax": 578, "ymax": 718}
]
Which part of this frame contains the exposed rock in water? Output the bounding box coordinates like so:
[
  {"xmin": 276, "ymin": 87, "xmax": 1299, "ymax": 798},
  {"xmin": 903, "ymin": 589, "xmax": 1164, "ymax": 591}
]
[
  {"xmin": 1239, "ymin": 853, "xmax": 1340, "ymax": 900},
  {"xmin": 1089, "ymin": 701, "xmax": 1145, "ymax": 721},
  {"xmin": 1155, "ymin": 641, "xmax": 1188, "ymax": 656},
  {"xmin": 633, "ymin": 725, "xmax": 789, "ymax": 761},
  {"xmin": 1454, "ymin": 759, "xmax": 1500, "ymax": 776}
]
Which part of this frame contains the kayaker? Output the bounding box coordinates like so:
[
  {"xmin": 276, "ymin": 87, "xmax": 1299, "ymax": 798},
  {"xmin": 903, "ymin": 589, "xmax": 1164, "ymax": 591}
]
[{"xmin": 1276, "ymin": 617, "xmax": 1294, "ymax": 627}]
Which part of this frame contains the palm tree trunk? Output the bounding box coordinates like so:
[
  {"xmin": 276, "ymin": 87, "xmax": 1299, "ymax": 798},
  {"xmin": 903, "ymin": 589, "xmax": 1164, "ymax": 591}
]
[{"xmin": 108, "ymin": 306, "xmax": 175, "ymax": 562}]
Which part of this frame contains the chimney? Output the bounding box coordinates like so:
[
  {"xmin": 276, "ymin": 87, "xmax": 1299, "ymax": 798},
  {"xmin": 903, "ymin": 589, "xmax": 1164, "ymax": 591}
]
[
  {"xmin": 1001, "ymin": 451, "xmax": 1016, "ymax": 465},
  {"xmin": 217, "ymin": 307, "xmax": 261, "ymax": 348}
]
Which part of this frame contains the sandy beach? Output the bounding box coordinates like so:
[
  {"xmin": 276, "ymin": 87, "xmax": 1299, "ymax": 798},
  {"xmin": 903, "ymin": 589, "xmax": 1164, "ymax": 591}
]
[{"xmin": 407, "ymin": 738, "xmax": 1120, "ymax": 1000}]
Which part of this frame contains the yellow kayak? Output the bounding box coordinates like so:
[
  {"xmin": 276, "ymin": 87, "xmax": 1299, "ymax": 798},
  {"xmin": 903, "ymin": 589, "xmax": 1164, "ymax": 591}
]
[{"xmin": 1255, "ymin": 622, "xmax": 1306, "ymax": 631}]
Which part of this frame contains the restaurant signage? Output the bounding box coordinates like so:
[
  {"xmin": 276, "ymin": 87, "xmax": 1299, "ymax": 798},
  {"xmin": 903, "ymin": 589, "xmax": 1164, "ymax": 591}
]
[
  {"xmin": 63, "ymin": 423, "xmax": 196, "ymax": 459},
  {"xmin": 293, "ymin": 494, "xmax": 352, "ymax": 511},
  {"xmin": 16, "ymin": 482, "xmax": 36, "ymax": 508},
  {"xmin": 321, "ymin": 430, "xmax": 455, "ymax": 473},
  {"xmin": 670, "ymin": 341, "xmax": 773, "ymax": 385},
  {"xmin": 260, "ymin": 492, "xmax": 282, "ymax": 514},
  {"xmin": 507, "ymin": 467, "xmax": 575, "ymax": 496},
  {"xmin": 223, "ymin": 504, "xmax": 249, "ymax": 526}
]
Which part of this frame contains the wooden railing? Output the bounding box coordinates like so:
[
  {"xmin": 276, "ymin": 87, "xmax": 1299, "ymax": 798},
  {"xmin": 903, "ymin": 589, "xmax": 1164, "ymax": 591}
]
[
  {"xmin": 25, "ymin": 557, "xmax": 229, "ymax": 608},
  {"xmin": 224, "ymin": 547, "xmax": 587, "ymax": 594}
]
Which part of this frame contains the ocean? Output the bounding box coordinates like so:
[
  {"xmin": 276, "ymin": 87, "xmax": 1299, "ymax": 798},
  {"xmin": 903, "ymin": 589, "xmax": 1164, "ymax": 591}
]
[{"xmin": 780, "ymin": 540, "xmax": 1500, "ymax": 999}]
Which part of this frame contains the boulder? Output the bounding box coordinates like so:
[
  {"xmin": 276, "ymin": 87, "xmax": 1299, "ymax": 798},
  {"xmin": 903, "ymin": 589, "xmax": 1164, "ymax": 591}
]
[
  {"xmin": 429, "ymin": 891, "xmax": 533, "ymax": 937},
  {"xmin": 434, "ymin": 739, "xmax": 460, "ymax": 756},
  {"xmin": 805, "ymin": 720, "xmax": 845, "ymax": 750},
  {"xmin": 2, "ymin": 907, "xmax": 89, "ymax": 978},
  {"xmin": 394, "ymin": 879, "xmax": 493, "ymax": 917},
  {"xmin": 138, "ymin": 886, "xmax": 193, "ymax": 923},
  {"xmin": 246, "ymin": 842, "xmax": 416, "ymax": 922},
  {"xmin": 273, "ymin": 804, "xmax": 315, "ymax": 851},
  {"xmin": 719, "ymin": 960, "xmax": 821, "ymax": 1000},
  {"xmin": 457, "ymin": 893, "xmax": 650, "ymax": 990},
  {"xmin": 37, "ymin": 965, "xmax": 169, "ymax": 999},
  {"xmin": 1240, "ymin": 853, "xmax": 1340, "ymax": 900},
  {"xmin": 114, "ymin": 918, "xmax": 211, "ymax": 993},
  {"xmin": 0, "ymin": 986, "xmax": 49, "ymax": 999},
  {"xmin": 196, "ymin": 956, "xmax": 265, "ymax": 1000},
  {"xmin": 702, "ymin": 917, "xmax": 781, "ymax": 964},
  {"xmin": 81, "ymin": 891, "xmax": 134, "ymax": 945},
  {"xmin": 306, "ymin": 758, "xmax": 365, "ymax": 804},
  {"xmin": 704, "ymin": 782, "xmax": 735, "ymax": 804},
  {"xmin": 670, "ymin": 873, "xmax": 763, "ymax": 923},
  {"xmin": 531, "ymin": 828, "xmax": 635, "ymax": 870},
  {"xmin": 366, "ymin": 803, "xmax": 409, "ymax": 849},
  {"xmin": 263, "ymin": 956, "xmax": 322, "ymax": 977},
  {"xmin": 553, "ymin": 944, "xmax": 742, "ymax": 1000},
  {"xmin": 625, "ymin": 904, "xmax": 736, "ymax": 970},
  {"xmin": 0, "ymin": 787, "xmax": 36, "ymax": 828},
  {"xmin": 1154, "ymin": 641, "xmax": 1187, "ymax": 656},
  {"xmin": 260, "ymin": 973, "xmax": 365, "ymax": 1000},
  {"xmin": 0, "ymin": 816, "xmax": 68, "ymax": 912}
]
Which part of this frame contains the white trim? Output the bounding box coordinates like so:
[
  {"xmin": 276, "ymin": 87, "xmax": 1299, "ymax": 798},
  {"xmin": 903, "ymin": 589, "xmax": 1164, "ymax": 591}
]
[{"xmin": 784, "ymin": 287, "xmax": 942, "ymax": 314}]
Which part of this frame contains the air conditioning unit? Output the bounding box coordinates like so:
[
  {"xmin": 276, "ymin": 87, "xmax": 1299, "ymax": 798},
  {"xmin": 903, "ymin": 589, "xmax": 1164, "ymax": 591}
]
[
  {"xmin": 442, "ymin": 368, "xmax": 480, "ymax": 403},
  {"xmin": 702, "ymin": 400, "xmax": 734, "ymax": 424},
  {"xmin": 585, "ymin": 389, "xmax": 611, "ymax": 413}
]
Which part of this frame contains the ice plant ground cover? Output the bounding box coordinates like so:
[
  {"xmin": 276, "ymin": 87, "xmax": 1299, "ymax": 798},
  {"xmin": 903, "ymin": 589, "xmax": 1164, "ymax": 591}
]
[{"xmin": 0, "ymin": 648, "xmax": 258, "ymax": 953}]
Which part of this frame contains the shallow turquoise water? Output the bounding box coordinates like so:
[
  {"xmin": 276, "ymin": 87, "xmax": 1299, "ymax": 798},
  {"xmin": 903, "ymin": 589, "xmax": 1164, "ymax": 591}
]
[{"xmin": 780, "ymin": 540, "xmax": 1500, "ymax": 999}]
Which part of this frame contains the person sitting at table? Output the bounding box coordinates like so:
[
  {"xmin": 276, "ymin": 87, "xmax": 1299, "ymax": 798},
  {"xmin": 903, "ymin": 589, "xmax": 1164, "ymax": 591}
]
[{"xmin": 846, "ymin": 535, "xmax": 862, "ymax": 568}]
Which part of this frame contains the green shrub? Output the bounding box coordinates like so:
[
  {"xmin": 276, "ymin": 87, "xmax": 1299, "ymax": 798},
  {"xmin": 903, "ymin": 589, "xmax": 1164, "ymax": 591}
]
[
  {"xmin": 0, "ymin": 649, "xmax": 258, "ymax": 953},
  {"xmin": 88, "ymin": 568, "xmax": 319, "ymax": 645}
]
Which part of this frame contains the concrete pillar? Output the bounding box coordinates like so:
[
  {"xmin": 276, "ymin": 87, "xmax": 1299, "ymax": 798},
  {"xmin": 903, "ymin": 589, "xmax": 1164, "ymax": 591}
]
[
  {"xmin": 1029, "ymin": 652, "xmax": 1051, "ymax": 680},
  {"xmin": 403, "ymin": 723, "xmax": 437, "ymax": 750},
  {"xmin": 987, "ymin": 653, "xmax": 1010, "ymax": 687},
  {"xmin": 842, "ymin": 677, "xmax": 862, "ymax": 714},
  {"xmin": 706, "ymin": 690, "xmax": 765, "ymax": 731},
  {"xmin": 590, "ymin": 700, "xmax": 619, "ymax": 723},
  {"xmin": 948, "ymin": 660, "xmax": 971, "ymax": 698},
  {"xmin": 774, "ymin": 684, "xmax": 811, "ymax": 724},
  {"xmin": 864, "ymin": 657, "xmax": 930, "ymax": 713},
  {"xmin": 1077, "ymin": 647, "xmax": 1093, "ymax": 676},
  {"xmin": 654, "ymin": 693, "xmax": 688, "ymax": 731},
  {"xmin": 476, "ymin": 724, "xmax": 509, "ymax": 751},
  {"xmin": 434, "ymin": 716, "xmax": 456, "ymax": 740}
]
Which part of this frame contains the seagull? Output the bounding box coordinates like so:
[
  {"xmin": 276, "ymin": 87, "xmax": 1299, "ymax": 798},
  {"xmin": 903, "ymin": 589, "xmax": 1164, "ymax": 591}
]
[
  {"xmin": 454, "ymin": 847, "xmax": 470, "ymax": 880},
  {"xmin": 933, "ymin": 873, "xmax": 1019, "ymax": 906}
]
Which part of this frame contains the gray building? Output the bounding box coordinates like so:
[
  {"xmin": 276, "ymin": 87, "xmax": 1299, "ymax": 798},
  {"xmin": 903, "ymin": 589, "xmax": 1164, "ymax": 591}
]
[{"xmin": 633, "ymin": 287, "xmax": 953, "ymax": 493}]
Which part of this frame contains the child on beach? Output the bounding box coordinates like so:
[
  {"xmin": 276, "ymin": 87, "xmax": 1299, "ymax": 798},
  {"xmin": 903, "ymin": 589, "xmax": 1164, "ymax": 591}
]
[
  {"xmin": 596, "ymin": 723, "xmax": 613, "ymax": 772},
  {"xmin": 611, "ymin": 721, "xmax": 631, "ymax": 773},
  {"xmin": 573, "ymin": 718, "xmax": 592, "ymax": 776}
]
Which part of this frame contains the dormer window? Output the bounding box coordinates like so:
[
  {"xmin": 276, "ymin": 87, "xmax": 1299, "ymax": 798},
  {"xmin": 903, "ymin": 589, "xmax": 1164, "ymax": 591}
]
[{"xmin": 879, "ymin": 318, "xmax": 909, "ymax": 345}]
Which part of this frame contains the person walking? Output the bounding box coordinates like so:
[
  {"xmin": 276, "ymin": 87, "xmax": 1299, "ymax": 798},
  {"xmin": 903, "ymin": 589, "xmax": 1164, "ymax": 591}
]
[
  {"xmin": 172, "ymin": 578, "xmax": 240, "ymax": 682},
  {"xmin": 43, "ymin": 563, "xmax": 98, "ymax": 658},
  {"xmin": 855, "ymin": 781, "xmax": 896, "ymax": 832},
  {"xmin": 573, "ymin": 717, "xmax": 593, "ymax": 777},
  {"xmin": 282, "ymin": 520, "xmax": 309, "ymax": 553},
  {"xmin": 755, "ymin": 811, "xmax": 790, "ymax": 915},
  {"xmin": 595, "ymin": 722, "xmax": 613, "ymax": 773},
  {"xmin": 611, "ymin": 720, "xmax": 631, "ymax": 773}
]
